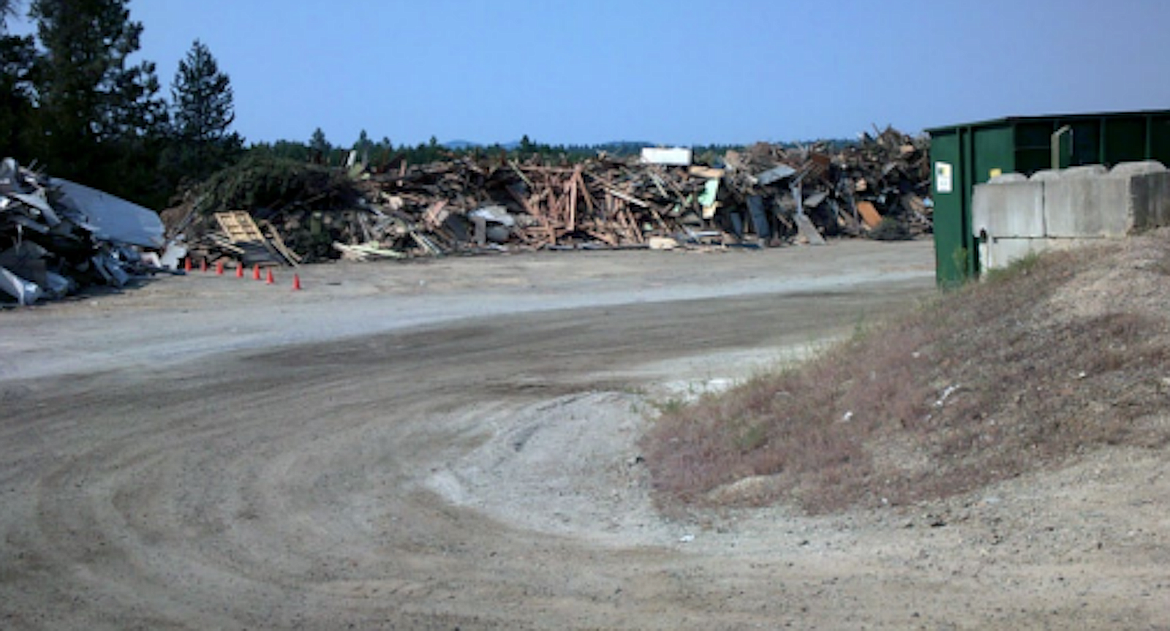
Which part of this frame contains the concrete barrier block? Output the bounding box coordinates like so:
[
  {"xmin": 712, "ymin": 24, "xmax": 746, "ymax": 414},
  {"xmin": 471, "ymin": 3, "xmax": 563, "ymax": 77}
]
[
  {"xmin": 982, "ymin": 162, "xmax": 1169, "ymax": 245},
  {"xmin": 1109, "ymin": 160, "xmax": 1167, "ymax": 177},
  {"xmin": 1127, "ymin": 169, "xmax": 1170, "ymax": 231},
  {"xmin": 973, "ymin": 179, "xmax": 1045, "ymax": 239},
  {"xmin": 1031, "ymin": 165, "xmax": 1108, "ymax": 182},
  {"xmin": 1044, "ymin": 166, "xmax": 1132, "ymax": 238},
  {"xmin": 979, "ymin": 237, "xmax": 1045, "ymax": 272}
]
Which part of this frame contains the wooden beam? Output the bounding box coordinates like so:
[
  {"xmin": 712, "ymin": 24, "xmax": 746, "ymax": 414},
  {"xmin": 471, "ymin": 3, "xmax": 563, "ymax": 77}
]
[{"xmin": 567, "ymin": 168, "xmax": 578, "ymax": 232}]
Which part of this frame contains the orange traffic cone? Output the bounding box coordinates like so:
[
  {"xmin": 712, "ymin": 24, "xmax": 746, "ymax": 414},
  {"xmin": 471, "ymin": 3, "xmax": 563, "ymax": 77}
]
[
  {"xmin": 235, "ymin": 262, "xmax": 245, "ymax": 278},
  {"xmin": 215, "ymin": 260, "xmax": 224, "ymax": 275},
  {"xmin": 292, "ymin": 274, "xmax": 302, "ymax": 291},
  {"xmin": 252, "ymin": 264, "xmax": 261, "ymax": 280},
  {"xmin": 265, "ymin": 269, "xmax": 275, "ymax": 285},
  {"xmin": 184, "ymin": 257, "xmax": 192, "ymax": 272},
  {"xmin": 200, "ymin": 258, "xmax": 208, "ymax": 272}
]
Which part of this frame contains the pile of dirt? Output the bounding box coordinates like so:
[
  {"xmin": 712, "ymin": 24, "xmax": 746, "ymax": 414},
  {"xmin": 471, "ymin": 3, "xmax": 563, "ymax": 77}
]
[{"xmin": 643, "ymin": 230, "xmax": 1170, "ymax": 515}]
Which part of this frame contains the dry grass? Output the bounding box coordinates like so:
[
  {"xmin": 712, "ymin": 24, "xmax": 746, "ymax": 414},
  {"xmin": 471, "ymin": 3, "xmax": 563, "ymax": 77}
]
[{"xmin": 642, "ymin": 233, "xmax": 1170, "ymax": 515}]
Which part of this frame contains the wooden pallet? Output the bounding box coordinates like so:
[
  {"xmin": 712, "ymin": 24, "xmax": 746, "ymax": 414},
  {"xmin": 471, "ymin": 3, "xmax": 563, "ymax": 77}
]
[
  {"xmin": 212, "ymin": 211, "xmax": 286, "ymax": 265},
  {"xmin": 214, "ymin": 211, "xmax": 266, "ymax": 242}
]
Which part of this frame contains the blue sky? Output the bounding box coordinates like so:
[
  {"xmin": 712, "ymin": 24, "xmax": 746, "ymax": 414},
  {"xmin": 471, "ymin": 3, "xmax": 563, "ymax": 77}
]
[{"xmin": 11, "ymin": 0, "xmax": 1170, "ymax": 147}]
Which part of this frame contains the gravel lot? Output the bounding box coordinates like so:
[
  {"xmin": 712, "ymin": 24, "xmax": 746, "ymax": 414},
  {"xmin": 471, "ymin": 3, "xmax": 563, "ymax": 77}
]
[{"xmin": 4, "ymin": 239, "xmax": 1167, "ymax": 629}]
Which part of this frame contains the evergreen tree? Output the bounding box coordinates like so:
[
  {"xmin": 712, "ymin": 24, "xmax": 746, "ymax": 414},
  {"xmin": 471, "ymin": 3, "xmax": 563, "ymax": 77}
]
[
  {"xmin": 309, "ymin": 128, "xmax": 329, "ymax": 151},
  {"xmin": 352, "ymin": 129, "xmax": 375, "ymax": 165},
  {"xmin": 369, "ymin": 136, "xmax": 394, "ymax": 170},
  {"xmin": 309, "ymin": 127, "xmax": 330, "ymax": 163},
  {"xmin": 168, "ymin": 38, "xmax": 241, "ymax": 180},
  {"xmin": 0, "ymin": 3, "xmax": 37, "ymax": 159},
  {"xmin": 0, "ymin": 0, "xmax": 17, "ymax": 30},
  {"xmin": 30, "ymin": 0, "xmax": 168, "ymax": 200},
  {"xmin": 172, "ymin": 39, "xmax": 237, "ymax": 144},
  {"xmin": 353, "ymin": 129, "xmax": 371, "ymax": 152},
  {"xmin": 248, "ymin": 139, "xmax": 314, "ymax": 163}
]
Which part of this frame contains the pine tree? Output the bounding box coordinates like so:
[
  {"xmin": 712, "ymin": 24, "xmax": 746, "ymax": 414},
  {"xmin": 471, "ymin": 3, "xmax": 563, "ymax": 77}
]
[
  {"xmin": 30, "ymin": 0, "xmax": 168, "ymax": 197},
  {"xmin": 172, "ymin": 39, "xmax": 237, "ymax": 145},
  {"xmin": 169, "ymin": 38, "xmax": 241, "ymax": 180},
  {"xmin": 0, "ymin": 0, "xmax": 16, "ymax": 30},
  {"xmin": 353, "ymin": 129, "xmax": 374, "ymax": 160},
  {"xmin": 0, "ymin": 3, "xmax": 37, "ymax": 158},
  {"xmin": 353, "ymin": 129, "xmax": 370, "ymax": 150},
  {"xmin": 309, "ymin": 127, "xmax": 330, "ymax": 163}
]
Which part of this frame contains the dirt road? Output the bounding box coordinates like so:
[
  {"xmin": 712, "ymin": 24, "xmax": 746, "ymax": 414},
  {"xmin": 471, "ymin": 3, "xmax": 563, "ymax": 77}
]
[{"xmin": 3, "ymin": 240, "xmax": 1167, "ymax": 629}]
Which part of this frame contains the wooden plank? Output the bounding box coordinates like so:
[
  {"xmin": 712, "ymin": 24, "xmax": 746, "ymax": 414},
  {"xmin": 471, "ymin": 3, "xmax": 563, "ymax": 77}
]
[
  {"xmin": 410, "ymin": 231, "xmax": 444, "ymax": 255},
  {"xmin": 574, "ymin": 168, "xmax": 595, "ymax": 214},
  {"xmin": 688, "ymin": 165, "xmax": 725, "ymax": 178},
  {"xmin": 204, "ymin": 234, "xmax": 246, "ymax": 255},
  {"xmin": 794, "ymin": 212, "xmax": 827, "ymax": 245},
  {"xmin": 508, "ymin": 160, "xmax": 534, "ymax": 189},
  {"xmin": 856, "ymin": 200, "xmax": 883, "ymax": 228},
  {"xmin": 612, "ymin": 201, "xmax": 643, "ymax": 244},
  {"xmin": 626, "ymin": 209, "xmax": 645, "ymax": 244},
  {"xmin": 506, "ymin": 184, "xmax": 556, "ymax": 246},
  {"xmin": 333, "ymin": 242, "xmax": 406, "ymax": 260},
  {"xmin": 260, "ymin": 220, "xmax": 301, "ymax": 265},
  {"xmin": 604, "ymin": 186, "xmax": 650, "ymax": 208},
  {"xmin": 567, "ymin": 174, "xmax": 577, "ymax": 232},
  {"xmin": 586, "ymin": 229, "xmax": 618, "ymax": 246},
  {"xmin": 422, "ymin": 200, "xmax": 449, "ymax": 230}
]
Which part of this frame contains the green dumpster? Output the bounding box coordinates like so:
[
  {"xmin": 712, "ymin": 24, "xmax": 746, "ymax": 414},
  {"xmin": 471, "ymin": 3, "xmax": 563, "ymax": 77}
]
[{"xmin": 927, "ymin": 110, "xmax": 1170, "ymax": 286}]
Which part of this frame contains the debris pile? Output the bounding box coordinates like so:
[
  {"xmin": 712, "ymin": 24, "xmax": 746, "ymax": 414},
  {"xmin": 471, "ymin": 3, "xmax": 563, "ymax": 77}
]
[
  {"xmin": 837, "ymin": 126, "xmax": 933, "ymax": 235},
  {"xmin": 163, "ymin": 155, "xmax": 363, "ymax": 265},
  {"xmin": 170, "ymin": 127, "xmax": 932, "ymax": 262},
  {"xmin": 0, "ymin": 157, "xmax": 171, "ymax": 305},
  {"xmin": 718, "ymin": 127, "xmax": 932, "ymax": 241}
]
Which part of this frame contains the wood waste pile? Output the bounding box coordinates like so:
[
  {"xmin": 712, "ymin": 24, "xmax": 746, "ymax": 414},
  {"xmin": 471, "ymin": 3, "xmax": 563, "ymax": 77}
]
[
  {"xmin": 1, "ymin": 157, "xmax": 171, "ymax": 305},
  {"xmin": 171, "ymin": 126, "xmax": 931, "ymax": 265}
]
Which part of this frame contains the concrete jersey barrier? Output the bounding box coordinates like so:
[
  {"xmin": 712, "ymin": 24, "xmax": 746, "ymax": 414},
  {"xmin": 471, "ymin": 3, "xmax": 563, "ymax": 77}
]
[{"xmin": 972, "ymin": 161, "xmax": 1170, "ymax": 273}]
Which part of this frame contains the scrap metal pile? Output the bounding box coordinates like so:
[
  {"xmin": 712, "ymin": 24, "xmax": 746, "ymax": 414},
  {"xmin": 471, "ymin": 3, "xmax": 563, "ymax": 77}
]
[
  {"xmin": 0, "ymin": 157, "xmax": 171, "ymax": 305},
  {"xmin": 175, "ymin": 127, "xmax": 931, "ymax": 263}
]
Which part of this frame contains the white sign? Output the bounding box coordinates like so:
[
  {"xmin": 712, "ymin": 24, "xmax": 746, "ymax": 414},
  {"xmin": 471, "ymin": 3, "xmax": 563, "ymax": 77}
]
[
  {"xmin": 935, "ymin": 162, "xmax": 953, "ymax": 194},
  {"xmin": 640, "ymin": 147, "xmax": 692, "ymax": 166}
]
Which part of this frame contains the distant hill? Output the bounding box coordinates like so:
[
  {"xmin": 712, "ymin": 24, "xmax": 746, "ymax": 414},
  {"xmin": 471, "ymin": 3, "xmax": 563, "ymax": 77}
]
[
  {"xmin": 439, "ymin": 139, "xmax": 656, "ymax": 155},
  {"xmin": 441, "ymin": 140, "xmax": 481, "ymax": 150},
  {"xmin": 439, "ymin": 139, "xmax": 519, "ymax": 150}
]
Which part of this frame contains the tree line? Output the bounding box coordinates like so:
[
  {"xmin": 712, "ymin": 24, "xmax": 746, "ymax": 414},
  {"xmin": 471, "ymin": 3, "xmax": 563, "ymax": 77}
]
[
  {"xmin": 1, "ymin": 0, "xmax": 822, "ymax": 211},
  {"xmin": 253, "ymin": 131, "xmax": 754, "ymax": 172},
  {"xmin": 1, "ymin": 0, "xmax": 241, "ymax": 208}
]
